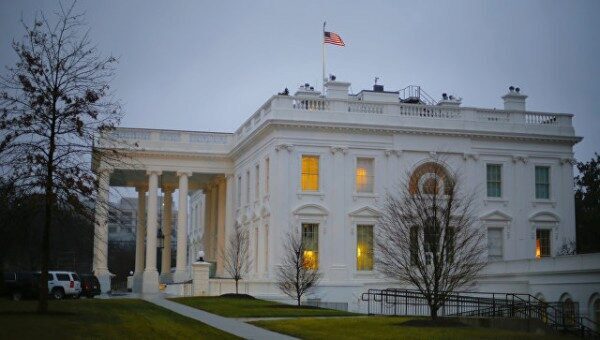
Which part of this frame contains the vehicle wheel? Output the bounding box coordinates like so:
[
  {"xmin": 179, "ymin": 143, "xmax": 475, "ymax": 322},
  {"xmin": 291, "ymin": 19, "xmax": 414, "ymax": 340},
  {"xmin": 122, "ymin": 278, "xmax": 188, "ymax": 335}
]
[
  {"xmin": 12, "ymin": 292, "xmax": 22, "ymax": 301},
  {"xmin": 52, "ymin": 288, "xmax": 65, "ymax": 300}
]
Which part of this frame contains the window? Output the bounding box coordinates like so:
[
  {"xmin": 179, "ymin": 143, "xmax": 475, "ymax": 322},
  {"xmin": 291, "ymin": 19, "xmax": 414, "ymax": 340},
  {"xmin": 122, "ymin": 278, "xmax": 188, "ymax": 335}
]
[
  {"xmin": 535, "ymin": 166, "xmax": 550, "ymax": 199},
  {"xmin": 265, "ymin": 158, "xmax": 270, "ymax": 194},
  {"xmin": 487, "ymin": 228, "xmax": 503, "ymax": 261},
  {"xmin": 357, "ymin": 225, "xmax": 374, "ymax": 271},
  {"xmin": 536, "ymin": 229, "xmax": 551, "ymax": 258},
  {"xmin": 486, "ymin": 164, "xmax": 502, "ymax": 198},
  {"xmin": 56, "ymin": 274, "xmax": 70, "ymax": 281},
  {"xmin": 47, "ymin": 274, "xmax": 54, "ymax": 281},
  {"xmin": 236, "ymin": 176, "xmax": 242, "ymax": 207},
  {"xmin": 301, "ymin": 223, "xmax": 319, "ymax": 269},
  {"xmin": 245, "ymin": 171, "xmax": 250, "ymax": 204},
  {"xmin": 301, "ymin": 155, "xmax": 319, "ymax": 191},
  {"xmin": 356, "ymin": 158, "xmax": 374, "ymax": 193},
  {"xmin": 255, "ymin": 164, "xmax": 260, "ymax": 201}
]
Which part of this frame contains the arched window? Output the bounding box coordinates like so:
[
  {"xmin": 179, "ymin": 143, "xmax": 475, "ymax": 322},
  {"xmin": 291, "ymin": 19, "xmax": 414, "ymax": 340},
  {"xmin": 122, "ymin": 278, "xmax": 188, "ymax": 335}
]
[
  {"xmin": 593, "ymin": 297, "xmax": 600, "ymax": 327},
  {"xmin": 560, "ymin": 294, "xmax": 576, "ymax": 326},
  {"xmin": 409, "ymin": 162, "xmax": 453, "ymax": 195}
]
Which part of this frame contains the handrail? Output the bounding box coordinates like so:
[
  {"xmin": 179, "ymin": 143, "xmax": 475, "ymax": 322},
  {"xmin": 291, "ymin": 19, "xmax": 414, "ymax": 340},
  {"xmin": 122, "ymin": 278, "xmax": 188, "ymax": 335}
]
[{"xmin": 360, "ymin": 288, "xmax": 599, "ymax": 338}]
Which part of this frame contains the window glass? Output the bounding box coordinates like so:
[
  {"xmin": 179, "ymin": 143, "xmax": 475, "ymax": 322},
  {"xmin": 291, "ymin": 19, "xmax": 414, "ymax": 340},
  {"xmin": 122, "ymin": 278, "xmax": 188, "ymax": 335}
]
[
  {"xmin": 56, "ymin": 274, "xmax": 70, "ymax": 281},
  {"xmin": 536, "ymin": 229, "xmax": 551, "ymax": 258},
  {"xmin": 71, "ymin": 273, "xmax": 79, "ymax": 281},
  {"xmin": 535, "ymin": 166, "xmax": 550, "ymax": 199},
  {"xmin": 301, "ymin": 156, "xmax": 319, "ymax": 191},
  {"xmin": 301, "ymin": 223, "xmax": 319, "ymax": 269},
  {"xmin": 356, "ymin": 158, "xmax": 374, "ymax": 193},
  {"xmin": 47, "ymin": 273, "xmax": 54, "ymax": 281},
  {"xmin": 357, "ymin": 225, "xmax": 374, "ymax": 271},
  {"xmin": 487, "ymin": 228, "xmax": 503, "ymax": 261},
  {"xmin": 486, "ymin": 164, "xmax": 502, "ymax": 198}
]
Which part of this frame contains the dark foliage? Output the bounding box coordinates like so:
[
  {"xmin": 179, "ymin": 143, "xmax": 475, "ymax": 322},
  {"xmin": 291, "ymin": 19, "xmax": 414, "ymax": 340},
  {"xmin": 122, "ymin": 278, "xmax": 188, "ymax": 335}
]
[{"xmin": 575, "ymin": 153, "xmax": 600, "ymax": 253}]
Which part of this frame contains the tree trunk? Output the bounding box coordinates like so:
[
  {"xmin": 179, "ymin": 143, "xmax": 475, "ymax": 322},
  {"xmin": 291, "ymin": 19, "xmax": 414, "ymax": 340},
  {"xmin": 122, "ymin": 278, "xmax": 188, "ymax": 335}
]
[
  {"xmin": 297, "ymin": 295, "xmax": 301, "ymax": 307},
  {"xmin": 430, "ymin": 304, "xmax": 438, "ymax": 320},
  {"xmin": 235, "ymin": 279, "xmax": 239, "ymax": 295},
  {"xmin": 38, "ymin": 188, "xmax": 52, "ymax": 313}
]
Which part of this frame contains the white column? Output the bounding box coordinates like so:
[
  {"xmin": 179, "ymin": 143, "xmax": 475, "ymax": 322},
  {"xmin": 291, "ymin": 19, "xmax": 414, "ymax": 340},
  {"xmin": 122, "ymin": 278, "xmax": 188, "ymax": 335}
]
[
  {"xmin": 142, "ymin": 170, "xmax": 160, "ymax": 293},
  {"xmin": 132, "ymin": 185, "xmax": 146, "ymax": 293},
  {"xmin": 93, "ymin": 168, "xmax": 112, "ymax": 293},
  {"xmin": 216, "ymin": 177, "xmax": 227, "ymax": 276},
  {"xmin": 174, "ymin": 171, "xmax": 191, "ymax": 282},
  {"xmin": 161, "ymin": 187, "xmax": 173, "ymax": 279},
  {"xmin": 202, "ymin": 186, "xmax": 212, "ymax": 259}
]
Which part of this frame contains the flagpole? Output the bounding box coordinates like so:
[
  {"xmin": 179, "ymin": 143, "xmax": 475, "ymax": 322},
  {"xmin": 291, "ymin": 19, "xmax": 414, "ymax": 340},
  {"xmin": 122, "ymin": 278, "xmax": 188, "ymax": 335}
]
[{"xmin": 322, "ymin": 21, "xmax": 326, "ymax": 93}]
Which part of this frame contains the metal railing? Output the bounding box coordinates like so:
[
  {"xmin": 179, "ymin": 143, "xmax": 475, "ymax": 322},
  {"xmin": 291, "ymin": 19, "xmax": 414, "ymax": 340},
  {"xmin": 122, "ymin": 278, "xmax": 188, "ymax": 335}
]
[{"xmin": 361, "ymin": 288, "xmax": 599, "ymax": 338}]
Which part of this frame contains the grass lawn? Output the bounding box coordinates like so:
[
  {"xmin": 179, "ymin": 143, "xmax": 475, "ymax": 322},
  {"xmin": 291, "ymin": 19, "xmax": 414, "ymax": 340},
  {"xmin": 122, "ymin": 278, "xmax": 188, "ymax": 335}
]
[
  {"xmin": 171, "ymin": 296, "xmax": 357, "ymax": 318},
  {"xmin": 0, "ymin": 298, "xmax": 239, "ymax": 339},
  {"xmin": 251, "ymin": 316, "xmax": 569, "ymax": 340}
]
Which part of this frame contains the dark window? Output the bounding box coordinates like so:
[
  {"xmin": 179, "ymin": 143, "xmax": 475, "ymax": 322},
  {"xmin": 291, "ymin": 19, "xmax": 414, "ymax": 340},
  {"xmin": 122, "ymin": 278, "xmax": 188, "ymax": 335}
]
[
  {"xmin": 47, "ymin": 273, "xmax": 54, "ymax": 281},
  {"xmin": 56, "ymin": 274, "xmax": 70, "ymax": 281},
  {"xmin": 71, "ymin": 273, "xmax": 79, "ymax": 281},
  {"xmin": 536, "ymin": 229, "xmax": 551, "ymax": 257}
]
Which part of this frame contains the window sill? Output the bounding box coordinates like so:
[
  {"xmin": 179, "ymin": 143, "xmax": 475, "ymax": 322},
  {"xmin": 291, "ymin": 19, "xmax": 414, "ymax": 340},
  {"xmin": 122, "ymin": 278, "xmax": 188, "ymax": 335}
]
[
  {"xmin": 483, "ymin": 198, "xmax": 508, "ymax": 207},
  {"xmin": 352, "ymin": 192, "xmax": 378, "ymax": 201},
  {"xmin": 297, "ymin": 191, "xmax": 325, "ymax": 200},
  {"xmin": 532, "ymin": 200, "xmax": 556, "ymax": 208}
]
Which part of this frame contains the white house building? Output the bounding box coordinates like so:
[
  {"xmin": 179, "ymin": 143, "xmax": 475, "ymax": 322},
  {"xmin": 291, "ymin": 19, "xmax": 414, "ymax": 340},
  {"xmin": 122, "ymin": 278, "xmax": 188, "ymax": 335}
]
[{"xmin": 92, "ymin": 79, "xmax": 600, "ymax": 322}]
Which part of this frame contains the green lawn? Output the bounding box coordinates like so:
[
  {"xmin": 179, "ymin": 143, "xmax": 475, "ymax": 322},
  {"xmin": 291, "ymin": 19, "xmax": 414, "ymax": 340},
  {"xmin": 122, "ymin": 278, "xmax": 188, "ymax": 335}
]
[
  {"xmin": 171, "ymin": 296, "xmax": 357, "ymax": 318},
  {"xmin": 251, "ymin": 316, "xmax": 568, "ymax": 340},
  {"xmin": 0, "ymin": 298, "xmax": 238, "ymax": 339}
]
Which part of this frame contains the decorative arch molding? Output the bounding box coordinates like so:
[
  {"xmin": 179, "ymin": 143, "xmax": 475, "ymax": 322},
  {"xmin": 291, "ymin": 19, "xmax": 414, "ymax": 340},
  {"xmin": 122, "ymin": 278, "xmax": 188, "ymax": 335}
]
[
  {"xmin": 292, "ymin": 203, "xmax": 329, "ymax": 217},
  {"xmin": 529, "ymin": 210, "xmax": 561, "ymax": 223},
  {"xmin": 529, "ymin": 210, "xmax": 560, "ymax": 242},
  {"xmin": 408, "ymin": 161, "xmax": 453, "ymax": 195},
  {"xmin": 348, "ymin": 205, "xmax": 381, "ymax": 219}
]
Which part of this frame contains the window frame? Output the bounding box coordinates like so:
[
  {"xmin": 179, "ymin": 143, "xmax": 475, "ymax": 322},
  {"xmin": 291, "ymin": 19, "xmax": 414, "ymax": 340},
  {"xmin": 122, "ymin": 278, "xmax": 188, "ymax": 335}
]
[
  {"xmin": 486, "ymin": 163, "xmax": 503, "ymax": 198},
  {"xmin": 356, "ymin": 224, "xmax": 374, "ymax": 271},
  {"xmin": 535, "ymin": 228, "xmax": 552, "ymax": 258},
  {"xmin": 355, "ymin": 157, "xmax": 375, "ymax": 194},
  {"xmin": 534, "ymin": 165, "xmax": 551, "ymax": 200},
  {"xmin": 300, "ymin": 154, "xmax": 321, "ymax": 192},
  {"xmin": 486, "ymin": 227, "xmax": 504, "ymax": 261},
  {"xmin": 301, "ymin": 223, "xmax": 319, "ymax": 269}
]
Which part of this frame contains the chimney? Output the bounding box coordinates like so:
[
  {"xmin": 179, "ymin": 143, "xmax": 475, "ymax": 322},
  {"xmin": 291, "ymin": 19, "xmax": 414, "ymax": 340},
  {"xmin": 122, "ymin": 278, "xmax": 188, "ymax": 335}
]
[
  {"xmin": 324, "ymin": 80, "xmax": 351, "ymax": 99},
  {"xmin": 502, "ymin": 86, "xmax": 527, "ymax": 111}
]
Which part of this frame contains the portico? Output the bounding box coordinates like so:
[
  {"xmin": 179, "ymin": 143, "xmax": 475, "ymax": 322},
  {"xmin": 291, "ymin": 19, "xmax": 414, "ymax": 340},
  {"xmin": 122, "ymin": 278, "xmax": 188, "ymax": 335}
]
[{"xmin": 92, "ymin": 128, "xmax": 234, "ymax": 293}]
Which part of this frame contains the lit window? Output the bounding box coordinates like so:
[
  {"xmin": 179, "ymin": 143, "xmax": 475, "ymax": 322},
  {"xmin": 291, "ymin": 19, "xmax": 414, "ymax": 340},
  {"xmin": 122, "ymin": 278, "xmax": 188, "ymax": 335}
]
[
  {"xmin": 356, "ymin": 158, "xmax": 374, "ymax": 193},
  {"xmin": 486, "ymin": 164, "xmax": 502, "ymax": 198},
  {"xmin": 535, "ymin": 166, "xmax": 550, "ymax": 199},
  {"xmin": 301, "ymin": 155, "xmax": 319, "ymax": 191},
  {"xmin": 357, "ymin": 225, "xmax": 374, "ymax": 271},
  {"xmin": 302, "ymin": 223, "xmax": 319, "ymax": 269},
  {"xmin": 536, "ymin": 229, "xmax": 551, "ymax": 258},
  {"xmin": 487, "ymin": 228, "xmax": 503, "ymax": 261}
]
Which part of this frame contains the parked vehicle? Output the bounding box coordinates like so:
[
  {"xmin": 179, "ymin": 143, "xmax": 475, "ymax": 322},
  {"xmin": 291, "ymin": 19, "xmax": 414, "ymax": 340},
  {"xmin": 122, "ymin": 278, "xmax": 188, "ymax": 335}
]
[
  {"xmin": 47, "ymin": 271, "xmax": 81, "ymax": 299},
  {"xmin": 3, "ymin": 272, "xmax": 39, "ymax": 301},
  {"xmin": 79, "ymin": 274, "xmax": 101, "ymax": 298}
]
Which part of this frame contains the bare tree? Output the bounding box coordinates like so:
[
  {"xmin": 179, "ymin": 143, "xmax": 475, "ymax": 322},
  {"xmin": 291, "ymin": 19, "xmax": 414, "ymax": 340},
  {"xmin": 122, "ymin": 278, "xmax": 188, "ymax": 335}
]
[
  {"xmin": 376, "ymin": 162, "xmax": 486, "ymax": 319},
  {"xmin": 0, "ymin": 2, "xmax": 124, "ymax": 313},
  {"xmin": 221, "ymin": 223, "xmax": 251, "ymax": 295},
  {"xmin": 276, "ymin": 231, "xmax": 322, "ymax": 306}
]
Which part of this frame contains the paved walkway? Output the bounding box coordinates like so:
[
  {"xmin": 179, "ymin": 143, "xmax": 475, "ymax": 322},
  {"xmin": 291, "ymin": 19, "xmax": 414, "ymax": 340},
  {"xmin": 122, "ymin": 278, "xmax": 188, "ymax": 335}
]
[{"xmin": 143, "ymin": 295, "xmax": 298, "ymax": 340}]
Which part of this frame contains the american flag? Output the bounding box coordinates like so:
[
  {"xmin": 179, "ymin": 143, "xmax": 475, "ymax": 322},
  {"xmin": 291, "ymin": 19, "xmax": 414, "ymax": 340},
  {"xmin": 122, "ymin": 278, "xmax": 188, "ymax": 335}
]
[{"xmin": 324, "ymin": 31, "xmax": 345, "ymax": 46}]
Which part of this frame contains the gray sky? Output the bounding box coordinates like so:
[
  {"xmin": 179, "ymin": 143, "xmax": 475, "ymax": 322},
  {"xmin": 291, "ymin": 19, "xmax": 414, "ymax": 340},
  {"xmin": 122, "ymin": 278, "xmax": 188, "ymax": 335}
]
[{"xmin": 1, "ymin": 0, "xmax": 599, "ymax": 161}]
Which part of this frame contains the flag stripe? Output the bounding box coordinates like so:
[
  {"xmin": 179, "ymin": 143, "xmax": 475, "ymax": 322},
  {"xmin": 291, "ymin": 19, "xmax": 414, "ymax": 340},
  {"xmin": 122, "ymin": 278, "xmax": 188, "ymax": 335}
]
[{"xmin": 324, "ymin": 31, "xmax": 345, "ymax": 46}]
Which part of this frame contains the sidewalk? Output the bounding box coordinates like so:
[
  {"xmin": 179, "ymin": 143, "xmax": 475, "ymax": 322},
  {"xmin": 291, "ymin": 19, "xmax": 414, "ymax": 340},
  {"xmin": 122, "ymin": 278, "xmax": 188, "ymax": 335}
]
[{"xmin": 143, "ymin": 295, "xmax": 298, "ymax": 340}]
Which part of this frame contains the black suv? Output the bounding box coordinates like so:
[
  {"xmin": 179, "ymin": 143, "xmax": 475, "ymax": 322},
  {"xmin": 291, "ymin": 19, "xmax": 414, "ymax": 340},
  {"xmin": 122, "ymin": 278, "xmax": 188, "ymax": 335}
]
[
  {"xmin": 3, "ymin": 272, "xmax": 39, "ymax": 301},
  {"xmin": 79, "ymin": 274, "xmax": 101, "ymax": 298}
]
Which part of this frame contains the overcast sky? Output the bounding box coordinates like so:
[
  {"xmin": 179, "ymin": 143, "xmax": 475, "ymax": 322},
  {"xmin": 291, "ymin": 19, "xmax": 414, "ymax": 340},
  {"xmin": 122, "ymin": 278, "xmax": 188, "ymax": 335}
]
[{"xmin": 1, "ymin": 0, "xmax": 599, "ymax": 161}]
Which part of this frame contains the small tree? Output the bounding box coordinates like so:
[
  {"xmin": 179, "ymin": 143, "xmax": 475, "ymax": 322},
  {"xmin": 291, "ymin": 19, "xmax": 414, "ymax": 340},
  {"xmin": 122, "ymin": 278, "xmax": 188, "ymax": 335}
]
[
  {"xmin": 376, "ymin": 162, "xmax": 485, "ymax": 319},
  {"xmin": 0, "ymin": 3, "xmax": 123, "ymax": 313},
  {"xmin": 276, "ymin": 231, "xmax": 322, "ymax": 306},
  {"xmin": 221, "ymin": 223, "xmax": 251, "ymax": 295}
]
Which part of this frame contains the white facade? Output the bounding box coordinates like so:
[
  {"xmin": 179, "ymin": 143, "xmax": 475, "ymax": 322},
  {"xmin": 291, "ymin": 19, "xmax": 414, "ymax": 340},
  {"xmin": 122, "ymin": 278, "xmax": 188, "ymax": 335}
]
[{"xmin": 93, "ymin": 80, "xmax": 599, "ymax": 321}]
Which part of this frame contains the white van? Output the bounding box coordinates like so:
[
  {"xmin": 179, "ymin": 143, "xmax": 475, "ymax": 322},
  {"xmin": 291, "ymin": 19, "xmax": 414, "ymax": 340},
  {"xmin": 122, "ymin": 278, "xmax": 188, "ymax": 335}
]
[{"xmin": 47, "ymin": 271, "xmax": 82, "ymax": 299}]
